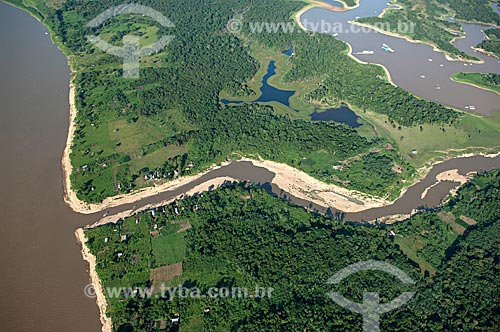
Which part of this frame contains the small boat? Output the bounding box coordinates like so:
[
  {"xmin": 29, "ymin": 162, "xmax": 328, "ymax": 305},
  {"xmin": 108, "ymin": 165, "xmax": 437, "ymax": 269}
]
[
  {"xmin": 440, "ymin": 64, "xmax": 444, "ymax": 67},
  {"xmin": 382, "ymin": 43, "xmax": 395, "ymax": 53},
  {"xmin": 420, "ymin": 75, "xmax": 426, "ymax": 79},
  {"xmin": 103, "ymin": 211, "xmax": 110, "ymax": 217},
  {"xmin": 356, "ymin": 50, "xmax": 374, "ymax": 55},
  {"xmin": 428, "ymin": 58, "xmax": 433, "ymax": 62}
]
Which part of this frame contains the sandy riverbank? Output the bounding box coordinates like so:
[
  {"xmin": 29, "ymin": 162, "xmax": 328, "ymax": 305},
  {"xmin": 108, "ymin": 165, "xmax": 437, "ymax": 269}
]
[
  {"xmin": 345, "ymin": 42, "xmax": 397, "ymax": 86},
  {"xmin": 75, "ymin": 176, "xmax": 240, "ymax": 332},
  {"xmin": 244, "ymin": 158, "xmax": 390, "ymax": 212},
  {"xmin": 420, "ymin": 169, "xmax": 472, "ymax": 200},
  {"xmin": 294, "ymin": 1, "xmax": 345, "ymax": 30},
  {"xmin": 61, "ymin": 86, "xmax": 233, "ymax": 216},
  {"xmin": 61, "ymin": 66, "xmax": 236, "ymax": 215},
  {"xmin": 89, "ymin": 151, "xmax": 500, "ymax": 228},
  {"xmin": 62, "ymin": 73, "xmax": 78, "ymax": 212},
  {"xmin": 88, "ymin": 176, "xmax": 238, "ymax": 228},
  {"xmin": 75, "ymin": 229, "xmax": 112, "ymax": 332}
]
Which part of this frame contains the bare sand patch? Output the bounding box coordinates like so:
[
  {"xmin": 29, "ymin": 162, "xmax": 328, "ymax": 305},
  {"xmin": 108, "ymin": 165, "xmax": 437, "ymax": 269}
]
[
  {"xmin": 244, "ymin": 158, "xmax": 389, "ymax": 212},
  {"xmin": 75, "ymin": 229, "xmax": 112, "ymax": 332}
]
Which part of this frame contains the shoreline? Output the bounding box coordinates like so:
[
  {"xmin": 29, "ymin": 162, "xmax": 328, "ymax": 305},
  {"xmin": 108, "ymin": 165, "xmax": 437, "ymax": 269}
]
[
  {"xmin": 75, "ymin": 229, "xmax": 112, "ymax": 332},
  {"xmin": 86, "ymin": 150, "xmax": 500, "ymax": 229},
  {"xmin": 245, "ymin": 158, "xmax": 389, "ymax": 212},
  {"xmin": 450, "ymin": 72, "xmax": 500, "ymax": 96},
  {"xmin": 61, "ymin": 0, "xmax": 500, "ymax": 217},
  {"xmin": 293, "ymin": 0, "xmax": 484, "ymax": 64},
  {"xmin": 88, "ymin": 176, "xmax": 239, "ymax": 228},
  {"xmin": 349, "ymin": 21, "xmax": 485, "ymax": 64},
  {"xmin": 345, "ymin": 42, "xmax": 397, "ymax": 86}
]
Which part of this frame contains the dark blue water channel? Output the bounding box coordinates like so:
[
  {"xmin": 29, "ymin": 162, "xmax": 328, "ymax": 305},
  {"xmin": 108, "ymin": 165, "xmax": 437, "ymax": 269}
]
[
  {"xmin": 282, "ymin": 47, "xmax": 294, "ymax": 56},
  {"xmin": 222, "ymin": 61, "xmax": 363, "ymax": 127},
  {"xmin": 311, "ymin": 104, "xmax": 362, "ymax": 128},
  {"xmin": 221, "ymin": 60, "xmax": 295, "ymax": 108}
]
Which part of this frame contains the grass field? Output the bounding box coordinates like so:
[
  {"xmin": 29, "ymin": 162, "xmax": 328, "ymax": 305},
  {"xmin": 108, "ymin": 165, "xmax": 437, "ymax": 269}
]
[
  {"xmin": 152, "ymin": 231, "xmax": 186, "ymax": 267},
  {"xmin": 451, "ymin": 72, "xmax": 500, "ymax": 95},
  {"xmin": 356, "ymin": 106, "xmax": 500, "ymax": 167},
  {"xmin": 220, "ymin": 39, "xmax": 500, "ymax": 171},
  {"xmin": 393, "ymin": 210, "xmax": 469, "ymax": 275}
]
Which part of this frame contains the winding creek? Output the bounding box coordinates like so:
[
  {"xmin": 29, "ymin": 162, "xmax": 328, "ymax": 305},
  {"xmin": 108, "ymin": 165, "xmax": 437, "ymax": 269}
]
[
  {"xmin": 1, "ymin": 1, "xmax": 500, "ymax": 331},
  {"xmin": 301, "ymin": 0, "xmax": 500, "ymax": 115}
]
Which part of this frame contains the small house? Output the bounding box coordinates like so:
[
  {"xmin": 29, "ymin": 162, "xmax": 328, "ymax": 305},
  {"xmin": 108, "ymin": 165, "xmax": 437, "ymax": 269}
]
[{"xmin": 171, "ymin": 314, "xmax": 180, "ymax": 325}]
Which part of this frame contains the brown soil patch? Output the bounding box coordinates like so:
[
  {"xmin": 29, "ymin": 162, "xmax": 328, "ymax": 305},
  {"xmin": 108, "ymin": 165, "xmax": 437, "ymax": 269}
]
[
  {"xmin": 150, "ymin": 263, "xmax": 183, "ymax": 292},
  {"xmin": 460, "ymin": 215, "xmax": 477, "ymax": 226}
]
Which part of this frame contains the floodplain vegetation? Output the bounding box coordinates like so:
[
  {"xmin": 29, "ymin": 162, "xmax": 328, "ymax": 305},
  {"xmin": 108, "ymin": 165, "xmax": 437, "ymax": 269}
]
[
  {"xmin": 85, "ymin": 170, "xmax": 500, "ymax": 331},
  {"xmin": 7, "ymin": 0, "xmax": 500, "ymax": 204}
]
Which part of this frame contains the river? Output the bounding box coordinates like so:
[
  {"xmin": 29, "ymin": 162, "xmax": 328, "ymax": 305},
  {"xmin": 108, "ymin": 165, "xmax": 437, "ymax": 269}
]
[
  {"xmin": 1, "ymin": 1, "xmax": 499, "ymax": 331},
  {"xmin": 0, "ymin": 2, "xmax": 100, "ymax": 331},
  {"xmin": 300, "ymin": 0, "xmax": 500, "ymax": 115}
]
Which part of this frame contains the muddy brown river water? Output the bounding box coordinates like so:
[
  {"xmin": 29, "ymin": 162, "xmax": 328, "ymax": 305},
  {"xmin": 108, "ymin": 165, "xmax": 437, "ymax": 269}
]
[{"xmin": 1, "ymin": 1, "xmax": 499, "ymax": 331}]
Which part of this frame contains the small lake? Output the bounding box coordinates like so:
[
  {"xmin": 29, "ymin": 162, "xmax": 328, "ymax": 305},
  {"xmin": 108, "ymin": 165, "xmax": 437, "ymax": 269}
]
[
  {"xmin": 222, "ymin": 60, "xmax": 296, "ymax": 109},
  {"xmin": 282, "ymin": 46, "xmax": 294, "ymax": 56},
  {"xmin": 311, "ymin": 104, "xmax": 362, "ymax": 127}
]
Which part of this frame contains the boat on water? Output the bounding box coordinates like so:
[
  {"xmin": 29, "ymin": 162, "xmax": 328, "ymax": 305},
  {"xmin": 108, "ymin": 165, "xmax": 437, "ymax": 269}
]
[
  {"xmin": 355, "ymin": 50, "xmax": 374, "ymax": 55},
  {"xmin": 381, "ymin": 43, "xmax": 395, "ymax": 53},
  {"xmin": 465, "ymin": 105, "xmax": 476, "ymax": 110}
]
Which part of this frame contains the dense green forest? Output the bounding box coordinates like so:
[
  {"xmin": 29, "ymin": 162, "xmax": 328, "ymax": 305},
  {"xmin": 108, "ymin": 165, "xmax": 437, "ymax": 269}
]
[
  {"xmin": 85, "ymin": 170, "xmax": 500, "ymax": 331},
  {"xmin": 443, "ymin": 0, "xmax": 500, "ymax": 25},
  {"xmin": 477, "ymin": 27, "xmax": 500, "ymax": 58},
  {"xmin": 5, "ymin": 0, "xmax": 469, "ymax": 203},
  {"xmin": 358, "ymin": 0, "xmax": 499, "ymax": 60}
]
